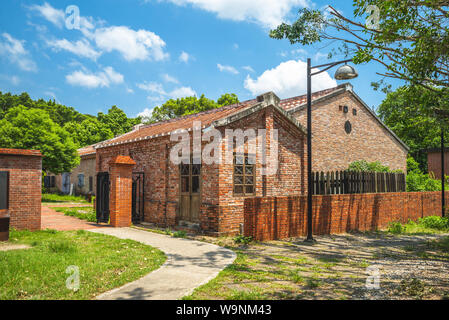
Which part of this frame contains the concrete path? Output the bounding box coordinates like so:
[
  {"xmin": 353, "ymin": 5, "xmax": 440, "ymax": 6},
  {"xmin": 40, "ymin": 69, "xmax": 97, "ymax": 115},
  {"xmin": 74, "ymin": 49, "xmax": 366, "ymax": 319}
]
[
  {"xmin": 90, "ymin": 227, "xmax": 236, "ymax": 300},
  {"xmin": 41, "ymin": 204, "xmax": 109, "ymax": 231}
]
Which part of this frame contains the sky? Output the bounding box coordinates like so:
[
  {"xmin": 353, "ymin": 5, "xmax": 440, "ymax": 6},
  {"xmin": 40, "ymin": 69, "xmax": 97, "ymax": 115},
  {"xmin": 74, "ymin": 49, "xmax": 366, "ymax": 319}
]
[{"xmin": 0, "ymin": 0, "xmax": 404, "ymax": 119}]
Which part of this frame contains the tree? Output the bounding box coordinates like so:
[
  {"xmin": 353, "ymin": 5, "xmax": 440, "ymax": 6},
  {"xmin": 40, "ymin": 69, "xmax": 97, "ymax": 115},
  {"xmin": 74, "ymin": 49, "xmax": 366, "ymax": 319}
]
[
  {"xmin": 97, "ymin": 105, "xmax": 141, "ymax": 137},
  {"xmin": 269, "ymin": 1, "xmax": 449, "ymax": 94},
  {"xmin": 63, "ymin": 118, "xmax": 114, "ymax": 148},
  {"xmin": 145, "ymin": 93, "xmax": 239, "ymax": 124},
  {"xmin": 377, "ymin": 85, "xmax": 446, "ymax": 171},
  {"xmin": 0, "ymin": 106, "xmax": 79, "ymax": 174},
  {"xmin": 217, "ymin": 93, "xmax": 239, "ymax": 106}
]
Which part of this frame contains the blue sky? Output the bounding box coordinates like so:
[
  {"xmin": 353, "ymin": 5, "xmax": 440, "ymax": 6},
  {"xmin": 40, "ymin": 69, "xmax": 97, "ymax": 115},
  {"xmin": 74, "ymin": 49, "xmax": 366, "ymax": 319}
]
[{"xmin": 0, "ymin": 0, "xmax": 404, "ymax": 119}]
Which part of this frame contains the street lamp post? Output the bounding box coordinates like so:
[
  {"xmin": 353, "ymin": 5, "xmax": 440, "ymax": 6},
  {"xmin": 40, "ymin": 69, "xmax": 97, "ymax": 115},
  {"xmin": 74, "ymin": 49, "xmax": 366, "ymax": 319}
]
[{"xmin": 305, "ymin": 58, "xmax": 359, "ymax": 242}]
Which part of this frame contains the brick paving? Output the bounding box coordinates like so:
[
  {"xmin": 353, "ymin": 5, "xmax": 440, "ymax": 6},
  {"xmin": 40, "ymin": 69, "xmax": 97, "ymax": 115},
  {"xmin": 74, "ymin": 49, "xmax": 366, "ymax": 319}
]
[{"xmin": 41, "ymin": 203, "xmax": 110, "ymax": 231}]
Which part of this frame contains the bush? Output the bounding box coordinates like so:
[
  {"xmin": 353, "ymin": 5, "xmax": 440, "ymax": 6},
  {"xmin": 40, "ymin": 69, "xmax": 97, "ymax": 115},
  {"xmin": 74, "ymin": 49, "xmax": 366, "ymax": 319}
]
[
  {"xmin": 406, "ymin": 156, "xmax": 444, "ymax": 192},
  {"xmin": 418, "ymin": 216, "xmax": 449, "ymax": 230},
  {"xmin": 233, "ymin": 235, "xmax": 253, "ymax": 245},
  {"xmin": 388, "ymin": 221, "xmax": 405, "ymax": 234},
  {"xmin": 348, "ymin": 160, "xmax": 391, "ymax": 173},
  {"xmin": 172, "ymin": 230, "xmax": 187, "ymax": 238}
]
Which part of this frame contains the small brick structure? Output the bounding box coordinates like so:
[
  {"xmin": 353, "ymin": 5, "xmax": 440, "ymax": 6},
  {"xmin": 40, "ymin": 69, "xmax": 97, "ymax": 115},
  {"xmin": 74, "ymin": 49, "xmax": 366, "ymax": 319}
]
[
  {"xmin": 108, "ymin": 155, "xmax": 136, "ymax": 227},
  {"xmin": 244, "ymin": 192, "xmax": 448, "ymax": 241},
  {"xmin": 427, "ymin": 148, "xmax": 449, "ymax": 180},
  {"xmin": 0, "ymin": 148, "xmax": 42, "ymax": 231}
]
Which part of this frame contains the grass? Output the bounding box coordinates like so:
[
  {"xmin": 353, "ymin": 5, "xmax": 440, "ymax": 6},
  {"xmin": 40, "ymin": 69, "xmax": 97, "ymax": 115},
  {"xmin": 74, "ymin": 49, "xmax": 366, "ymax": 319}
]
[
  {"xmin": 42, "ymin": 193, "xmax": 88, "ymax": 204},
  {"xmin": 53, "ymin": 207, "xmax": 96, "ymax": 223},
  {"xmin": 0, "ymin": 229, "xmax": 166, "ymax": 300},
  {"xmin": 387, "ymin": 216, "xmax": 449, "ymax": 235}
]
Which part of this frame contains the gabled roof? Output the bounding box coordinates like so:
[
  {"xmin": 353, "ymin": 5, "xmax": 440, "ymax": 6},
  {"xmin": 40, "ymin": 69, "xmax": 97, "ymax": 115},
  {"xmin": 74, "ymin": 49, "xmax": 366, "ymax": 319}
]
[
  {"xmin": 281, "ymin": 83, "xmax": 410, "ymax": 152},
  {"xmin": 95, "ymin": 83, "xmax": 408, "ymax": 152},
  {"xmin": 78, "ymin": 145, "xmax": 96, "ymax": 157}
]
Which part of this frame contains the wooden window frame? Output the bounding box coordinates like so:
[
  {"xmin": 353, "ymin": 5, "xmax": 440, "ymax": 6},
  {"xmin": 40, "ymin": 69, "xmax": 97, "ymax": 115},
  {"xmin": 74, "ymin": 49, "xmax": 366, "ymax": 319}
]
[
  {"xmin": 233, "ymin": 153, "xmax": 256, "ymax": 197},
  {"xmin": 179, "ymin": 158, "xmax": 202, "ymax": 196}
]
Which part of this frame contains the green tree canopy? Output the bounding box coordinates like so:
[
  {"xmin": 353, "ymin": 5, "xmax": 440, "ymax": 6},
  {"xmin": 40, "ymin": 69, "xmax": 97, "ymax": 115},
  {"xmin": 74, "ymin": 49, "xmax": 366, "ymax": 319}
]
[
  {"xmin": 377, "ymin": 86, "xmax": 446, "ymax": 171},
  {"xmin": 0, "ymin": 106, "xmax": 79, "ymax": 174},
  {"xmin": 97, "ymin": 105, "xmax": 141, "ymax": 137},
  {"xmin": 63, "ymin": 118, "xmax": 114, "ymax": 148},
  {"xmin": 270, "ymin": 1, "xmax": 449, "ymax": 93},
  {"xmin": 144, "ymin": 93, "xmax": 239, "ymax": 124}
]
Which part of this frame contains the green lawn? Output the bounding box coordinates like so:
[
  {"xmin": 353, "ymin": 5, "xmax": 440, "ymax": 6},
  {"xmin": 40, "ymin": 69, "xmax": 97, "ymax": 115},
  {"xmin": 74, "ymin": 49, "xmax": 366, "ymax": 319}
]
[
  {"xmin": 52, "ymin": 207, "xmax": 96, "ymax": 222},
  {"xmin": 42, "ymin": 193, "xmax": 88, "ymax": 203},
  {"xmin": 0, "ymin": 229, "xmax": 166, "ymax": 300}
]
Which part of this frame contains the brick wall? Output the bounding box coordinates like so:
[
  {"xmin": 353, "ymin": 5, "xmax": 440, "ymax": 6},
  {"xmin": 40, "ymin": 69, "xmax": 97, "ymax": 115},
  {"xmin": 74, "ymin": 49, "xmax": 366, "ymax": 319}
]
[
  {"xmin": 96, "ymin": 105, "xmax": 307, "ymax": 235},
  {"xmin": 244, "ymin": 192, "xmax": 448, "ymax": 241},
  {"xmin": 292, "ymin": 91, "xmax": 408, "ymax": 172},
  {"xmin": 0, "ymin": 149, "xmax": 42, "ymax": 231},
  {"xmin": 427, "ymin": 151, "xmax": 449, "ymax": 179}
]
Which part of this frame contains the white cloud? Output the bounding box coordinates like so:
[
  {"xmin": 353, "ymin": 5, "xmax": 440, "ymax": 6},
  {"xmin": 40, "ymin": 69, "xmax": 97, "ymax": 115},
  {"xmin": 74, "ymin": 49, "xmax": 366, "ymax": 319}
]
[
  {"xmin": 168, "ymin": 86, "xmax": 196, "ymax": 99},
  {"xmin": 217, "ymin": 63, "xmax": 239, "ymax": 75},
  {"xmin": 66, "ymin": 66, "xmax": 124, "ymax": 88},
  {"xmin": 179, "ymin": 51, "xmax": 191, "ymax": 63},
  {"xmin": 137, "ymin": 81, "xmax": 167, "ymax": 95},
  {"xmin": 242, "ymin": 65, "xmax": 255, "ymax": 73},
  {"xmin": 162, "ymin": 73, "xmax": 179, "ymax": 84},
  {"xmin": 314, "ymin": 52, "xmax": 329, "ymax": 62},
  {"xmin": 137, "ymin": 81, "xmax": 196, "ymax": 100},
  {"xmin": 29, "ymin": 2, "xmax": 65, "ymax": 28},
  {"xmin": 138, "ymin": 107, "xmax": 154, "ymax": 119},
  {"xmin": 161, "ymin": 0, "xmax": 310, "ymax": 28},
  {"xmin": 47, "ymin": 38, "xmax": 101, "ymax": 60},
  {"xmin": 94, "ymin": 26, "xmax": 168, "ymax": 61},
  {"xmin": 244, "ymin": 59, "xmax": 337, "ymax": 99},
  {"xmin": 0, "ymin": 33, "xmax": 37, "ymax": 72}
]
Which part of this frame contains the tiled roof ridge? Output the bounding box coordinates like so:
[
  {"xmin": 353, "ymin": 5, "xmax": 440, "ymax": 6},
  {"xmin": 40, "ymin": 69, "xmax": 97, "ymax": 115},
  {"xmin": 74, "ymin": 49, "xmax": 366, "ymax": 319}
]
[
  {"xmin": 280, "ymin": 83, "xmax": 346, "ymax": 105},
  {"xmin": 136, "ymin": 99, "xmax": 256, "ymax": 131}
]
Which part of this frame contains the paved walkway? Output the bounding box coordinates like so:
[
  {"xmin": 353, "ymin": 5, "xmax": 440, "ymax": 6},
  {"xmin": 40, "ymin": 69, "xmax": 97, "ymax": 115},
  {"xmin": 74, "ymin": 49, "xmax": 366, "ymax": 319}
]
[
  {"xmin": 90, "ymin": 227, "xmax": 236, "ymax": 300},
  {"xmin": 41, "ymin": 204, "xmax": 109, "ymax": 231}
]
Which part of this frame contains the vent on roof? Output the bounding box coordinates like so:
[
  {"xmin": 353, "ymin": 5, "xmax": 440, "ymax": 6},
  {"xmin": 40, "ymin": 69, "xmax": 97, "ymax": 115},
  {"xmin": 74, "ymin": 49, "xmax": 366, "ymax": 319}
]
[{"xmin": 132, "ymin": 123, "xmax": 144, "ymax": 131}]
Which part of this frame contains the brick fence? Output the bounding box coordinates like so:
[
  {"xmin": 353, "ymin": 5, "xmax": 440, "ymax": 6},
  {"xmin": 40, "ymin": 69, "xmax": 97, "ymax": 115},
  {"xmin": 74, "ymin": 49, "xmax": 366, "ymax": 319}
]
[
  {"xmin": 244, "ymin": 192, "xmax": 449, "ymax": 241},
  {"xmin": 0, "ymin": 148, "xmax": 42, "ymax": 231}
]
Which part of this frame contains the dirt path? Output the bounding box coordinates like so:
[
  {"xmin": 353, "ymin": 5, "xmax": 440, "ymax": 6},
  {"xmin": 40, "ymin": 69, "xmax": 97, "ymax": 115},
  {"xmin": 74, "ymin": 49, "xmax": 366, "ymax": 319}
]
[{"xmin": 189, "ymin": 232, "xmax": 449, "ymax": 300}]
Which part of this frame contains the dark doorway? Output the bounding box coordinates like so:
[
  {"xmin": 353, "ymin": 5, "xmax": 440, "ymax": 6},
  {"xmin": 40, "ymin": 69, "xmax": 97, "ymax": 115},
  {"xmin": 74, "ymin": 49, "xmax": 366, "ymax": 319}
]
[
  {"xmin": 132, "ymin": 172, "xmax": 145, "ymax": 224},
  {"xmin": 96, "ymin": 172, "xmax": 110, "ymax": 223}
]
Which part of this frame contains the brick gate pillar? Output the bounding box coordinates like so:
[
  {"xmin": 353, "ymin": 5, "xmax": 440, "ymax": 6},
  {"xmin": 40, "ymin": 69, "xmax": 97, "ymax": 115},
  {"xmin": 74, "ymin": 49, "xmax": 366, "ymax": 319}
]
[{"xmin": 109, "ymin": 155, "xmax": 136, "ymax": 228}]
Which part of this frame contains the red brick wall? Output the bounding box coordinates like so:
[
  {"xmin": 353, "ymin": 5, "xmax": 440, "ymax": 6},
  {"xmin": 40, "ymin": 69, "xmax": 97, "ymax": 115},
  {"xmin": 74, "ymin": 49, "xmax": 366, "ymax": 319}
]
[
  {"xmin": 427, "ymin": 151, "xmax": 449, "ymax": 179},
  {"xmin": 0, "ymin": 151, "xmax": 42, "ymax": 231},
  {"xmin": 217, "ymin": 106, "xmax": 307, "ymax": 235},
  {"xmin": 244, "ymin": 192, "xmax": 448, "ymax": 241},
  {"xmin": 96, "ymin": 106, "xmax": 307, "ymax": 235},
  {"xmin": 292, "ymin": 91, "xmax": 408, "ymax": 172}
]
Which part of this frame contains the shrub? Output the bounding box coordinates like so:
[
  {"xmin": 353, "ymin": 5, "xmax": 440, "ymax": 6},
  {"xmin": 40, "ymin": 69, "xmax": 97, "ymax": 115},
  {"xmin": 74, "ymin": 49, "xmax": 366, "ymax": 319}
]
[
  {"xmin": 406, "ymin": 156, "xmax": 444, "ymax": 192},
  {"xmin": 388, "ymin": 221, "xmax": 404, "ymax": 234},
  {"xmin": 348, "ymin": 160, "xmax": 391, "ymax": 173},
  {"xmin": 233, "ymin": 235, "xmax": 253, "ymax": 245},
  {"xmin": 172, "ymin": 230, "xmax": 187, "ymax": 238},
  {"xmin": 418, "ymin": 216, "xmax": 449, "ymax": 230}
]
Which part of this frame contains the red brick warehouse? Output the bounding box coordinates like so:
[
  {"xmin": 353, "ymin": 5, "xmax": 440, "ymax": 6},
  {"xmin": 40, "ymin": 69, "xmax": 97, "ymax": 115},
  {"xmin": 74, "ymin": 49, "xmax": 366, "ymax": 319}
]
[
  {"xmin": 0, "ymin": 148, "xmax": 42, "ymax": 231},
  {"xmin": 94, "ymin": 84, "xmax": 409, "ymax": 235}
]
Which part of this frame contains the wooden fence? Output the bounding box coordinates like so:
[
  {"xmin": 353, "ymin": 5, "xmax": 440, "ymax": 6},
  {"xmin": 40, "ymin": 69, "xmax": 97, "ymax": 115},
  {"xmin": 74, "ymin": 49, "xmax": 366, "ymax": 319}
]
[{"xmin": 312, "ymin": 171, "xmax": 406, "ymax": 195}]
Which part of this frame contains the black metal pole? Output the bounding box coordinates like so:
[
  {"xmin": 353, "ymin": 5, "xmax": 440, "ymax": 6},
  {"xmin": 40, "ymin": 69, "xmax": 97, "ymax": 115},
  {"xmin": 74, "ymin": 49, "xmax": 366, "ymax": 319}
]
[
  {"xmin": 442, "ymin": 128, "xmax": 445, "ymax": 217},
  {"xmin": 306, "ymin": 58, "xmax": 314, "ymax": 242}
]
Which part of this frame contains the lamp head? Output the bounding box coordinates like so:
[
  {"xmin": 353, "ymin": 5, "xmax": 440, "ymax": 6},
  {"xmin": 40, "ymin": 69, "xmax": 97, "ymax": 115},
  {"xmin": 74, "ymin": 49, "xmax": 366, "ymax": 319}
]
[{"xmin": 334, "ymin": 64, "xmax": 359, "ymax": 80}]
